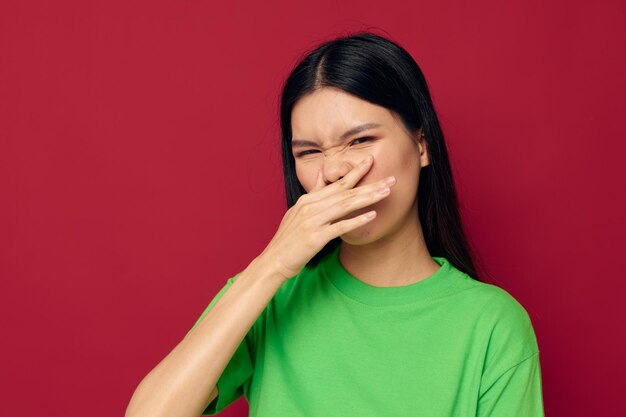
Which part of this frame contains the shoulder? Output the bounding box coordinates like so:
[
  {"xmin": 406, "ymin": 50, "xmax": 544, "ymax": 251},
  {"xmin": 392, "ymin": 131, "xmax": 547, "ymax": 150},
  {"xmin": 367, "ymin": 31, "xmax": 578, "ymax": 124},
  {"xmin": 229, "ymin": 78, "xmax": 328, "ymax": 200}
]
[
  {"xmin": 472, "ymin": 281, "xmax": 534, "ymax": 331},
  {"xmin": 459, "ymin": 282, "xmax": 544, "ymax": 401},
  {"xmin": 467, "ymin": 278, "xmax": 536, "ymax": 336},
  {"xmin": 444, "ymin": 266, "xmax": 540, "ymax": 358},
  {"xmin": 451, "ymin": 269, "xmax": 535, "ymax": 333},
  {"xmin": 461, "ymin": 280, "xmax": 540, "ymax": 375}
]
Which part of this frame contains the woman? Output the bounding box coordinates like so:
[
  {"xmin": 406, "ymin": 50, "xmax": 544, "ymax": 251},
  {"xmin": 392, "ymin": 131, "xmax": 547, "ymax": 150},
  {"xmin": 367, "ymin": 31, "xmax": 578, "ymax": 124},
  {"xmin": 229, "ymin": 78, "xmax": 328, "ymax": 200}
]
[{"xmin": 126, "ymin": 32, "xmax": 544, "ymax": 417}]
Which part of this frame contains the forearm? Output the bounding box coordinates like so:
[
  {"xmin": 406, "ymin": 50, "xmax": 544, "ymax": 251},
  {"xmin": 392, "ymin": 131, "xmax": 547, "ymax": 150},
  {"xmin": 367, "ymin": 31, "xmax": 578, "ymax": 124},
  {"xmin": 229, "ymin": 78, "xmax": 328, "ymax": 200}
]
[{"xmin": 125, "ymin": 255, "xmax": 285, "ymax": 417}]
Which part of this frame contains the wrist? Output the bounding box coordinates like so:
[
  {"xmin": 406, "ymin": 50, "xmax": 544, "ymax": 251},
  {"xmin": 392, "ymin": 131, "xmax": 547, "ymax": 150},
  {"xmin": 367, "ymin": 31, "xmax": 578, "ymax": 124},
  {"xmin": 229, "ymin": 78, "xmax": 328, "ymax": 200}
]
[{"xmin": 249, "ymin": 253, "xmax": 289, "ymax": 287}]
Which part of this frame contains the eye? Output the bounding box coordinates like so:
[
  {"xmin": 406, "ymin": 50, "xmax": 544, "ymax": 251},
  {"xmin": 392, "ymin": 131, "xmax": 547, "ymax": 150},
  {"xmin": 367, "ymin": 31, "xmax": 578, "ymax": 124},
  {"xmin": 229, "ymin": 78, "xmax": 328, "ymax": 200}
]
[
  {"xmin": 350, "ymin": 136, "xmax": 373, "ymax": 145},
  {"xmin": 295, "ymin": 137, "xmax": 374, "ymax": 158},
  {"xmin": 295, "ymin": 149, "xmax": 320, "ymax": 157}
]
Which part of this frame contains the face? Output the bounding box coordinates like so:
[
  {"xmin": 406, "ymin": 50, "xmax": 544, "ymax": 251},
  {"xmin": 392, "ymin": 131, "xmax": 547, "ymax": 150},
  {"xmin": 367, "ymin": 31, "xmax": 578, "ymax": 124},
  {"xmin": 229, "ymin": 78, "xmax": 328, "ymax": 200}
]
[{"xmin": 290, "ymin": 87, "xmax": 430, "ymax": 243}]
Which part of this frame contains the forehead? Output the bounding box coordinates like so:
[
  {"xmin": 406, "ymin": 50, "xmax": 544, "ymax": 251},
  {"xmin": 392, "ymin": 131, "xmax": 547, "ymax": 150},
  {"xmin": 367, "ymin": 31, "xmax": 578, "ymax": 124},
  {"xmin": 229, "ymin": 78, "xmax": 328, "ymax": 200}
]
[{"xmin": 291, "ymin": 87, "xmax": 395, "ymax": 139}]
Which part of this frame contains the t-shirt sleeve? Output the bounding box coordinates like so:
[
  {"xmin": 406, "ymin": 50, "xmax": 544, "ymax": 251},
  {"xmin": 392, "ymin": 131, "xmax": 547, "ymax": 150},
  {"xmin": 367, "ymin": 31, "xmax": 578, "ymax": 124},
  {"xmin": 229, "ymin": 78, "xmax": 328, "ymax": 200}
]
[
  {"xmin": 184, "ymin": 273, "xmax": 257, "ymax": 416},
  {"xmin": 476, "ymin": 287, "xmax": 545, "ymax": 417},
  {"xmin": 477, "ymin": 351, "xmax": 544, "ymax": 417}
]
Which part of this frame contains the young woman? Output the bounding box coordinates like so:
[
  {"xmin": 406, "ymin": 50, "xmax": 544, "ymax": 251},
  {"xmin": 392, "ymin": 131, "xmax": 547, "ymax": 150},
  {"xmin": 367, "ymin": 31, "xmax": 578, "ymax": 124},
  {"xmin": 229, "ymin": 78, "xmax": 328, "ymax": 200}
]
[{"xmin": 126, "ymin": 32, "xmax": 544, "ymax": 417}]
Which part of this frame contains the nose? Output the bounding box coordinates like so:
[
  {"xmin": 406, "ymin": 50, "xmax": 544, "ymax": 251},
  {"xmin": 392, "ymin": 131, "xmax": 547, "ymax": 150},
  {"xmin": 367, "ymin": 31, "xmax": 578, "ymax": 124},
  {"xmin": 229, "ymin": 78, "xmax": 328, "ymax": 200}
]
[{"xmin": 321, "ymin": 155, "xmax": 356, "ymax": 185}]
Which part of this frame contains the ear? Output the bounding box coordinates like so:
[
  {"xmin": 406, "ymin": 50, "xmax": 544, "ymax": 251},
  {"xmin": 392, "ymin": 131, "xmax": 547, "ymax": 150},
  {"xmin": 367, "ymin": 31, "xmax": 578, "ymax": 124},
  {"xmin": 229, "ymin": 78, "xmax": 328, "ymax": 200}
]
[{"xmin": 416, "ymin": 129, "xmax": 430, "ymax": 167}]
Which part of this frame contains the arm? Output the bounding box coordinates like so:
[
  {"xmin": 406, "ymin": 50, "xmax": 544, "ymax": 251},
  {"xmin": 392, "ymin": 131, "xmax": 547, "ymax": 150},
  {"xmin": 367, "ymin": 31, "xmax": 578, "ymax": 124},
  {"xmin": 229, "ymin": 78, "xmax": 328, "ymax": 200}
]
[
  {"xmin": 125, "ymin": 255, "xmax": 286, "ymax": 417},
  {"xmin": 201, "ymin": 386, "xmax": 219, "ymax": 413}
]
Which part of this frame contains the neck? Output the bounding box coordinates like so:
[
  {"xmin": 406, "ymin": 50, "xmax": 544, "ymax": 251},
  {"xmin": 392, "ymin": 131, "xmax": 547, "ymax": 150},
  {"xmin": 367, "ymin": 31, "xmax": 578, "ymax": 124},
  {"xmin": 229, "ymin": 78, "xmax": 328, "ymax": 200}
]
[{"xmin": 338, "ymin": 211, "xmax": 440, "ymax": 287}]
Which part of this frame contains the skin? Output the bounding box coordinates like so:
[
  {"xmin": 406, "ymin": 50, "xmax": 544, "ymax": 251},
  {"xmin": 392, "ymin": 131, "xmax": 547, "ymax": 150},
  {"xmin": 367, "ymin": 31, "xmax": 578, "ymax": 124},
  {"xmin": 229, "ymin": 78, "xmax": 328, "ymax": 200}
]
[{"xmin": 290, "ymin": 86, "xmax": 441, "ymax": 287}]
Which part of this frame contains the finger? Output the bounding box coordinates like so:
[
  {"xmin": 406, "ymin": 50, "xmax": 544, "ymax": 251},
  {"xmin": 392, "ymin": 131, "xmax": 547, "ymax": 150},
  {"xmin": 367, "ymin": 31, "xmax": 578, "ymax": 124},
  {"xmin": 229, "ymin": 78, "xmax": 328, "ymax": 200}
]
[
  {"xmin": 325, "ymin": 210, "xmax": 377, "ymax": 239},
  {"xmin": 309, "ymin": 168, "xmax": 326, "ymax": 193},
  {"xmin": 314, "ymin": 178, "xmax": 394, "ymax": 225},
  {"xmin": 307, "ymin": 154, "xmax": 374, "ymax": 200}
]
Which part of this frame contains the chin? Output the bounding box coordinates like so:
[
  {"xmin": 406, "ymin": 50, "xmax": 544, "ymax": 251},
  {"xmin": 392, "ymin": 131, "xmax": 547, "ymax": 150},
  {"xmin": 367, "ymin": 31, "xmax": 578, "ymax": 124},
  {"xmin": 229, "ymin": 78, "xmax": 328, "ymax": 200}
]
[{"xmin": 339, "ymin": 215, "xmax": 386, "ymax": 245}]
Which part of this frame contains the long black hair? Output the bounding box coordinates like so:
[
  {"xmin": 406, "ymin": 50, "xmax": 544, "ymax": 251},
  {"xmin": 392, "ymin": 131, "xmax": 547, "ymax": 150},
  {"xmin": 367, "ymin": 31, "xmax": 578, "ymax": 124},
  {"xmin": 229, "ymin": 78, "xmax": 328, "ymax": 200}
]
[{"xmin": 279, "ymin": 31, "xmax": 486, "ymax": 282}]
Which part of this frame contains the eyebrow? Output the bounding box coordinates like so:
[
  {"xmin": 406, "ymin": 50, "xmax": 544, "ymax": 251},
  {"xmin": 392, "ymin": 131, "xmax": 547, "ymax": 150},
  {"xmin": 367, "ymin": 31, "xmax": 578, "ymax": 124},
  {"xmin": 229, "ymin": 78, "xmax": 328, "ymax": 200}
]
[{"xmin": 291, "ymin": 123, "xmax": 382, "ymax": 148}]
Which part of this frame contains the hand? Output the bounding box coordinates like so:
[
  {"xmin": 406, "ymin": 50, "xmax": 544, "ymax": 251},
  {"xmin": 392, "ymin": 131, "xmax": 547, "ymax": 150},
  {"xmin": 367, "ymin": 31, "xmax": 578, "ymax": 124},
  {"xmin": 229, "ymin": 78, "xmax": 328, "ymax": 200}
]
[{"xmin": 258, "ymin": 155, "xmax": 396, "ymax": 282}]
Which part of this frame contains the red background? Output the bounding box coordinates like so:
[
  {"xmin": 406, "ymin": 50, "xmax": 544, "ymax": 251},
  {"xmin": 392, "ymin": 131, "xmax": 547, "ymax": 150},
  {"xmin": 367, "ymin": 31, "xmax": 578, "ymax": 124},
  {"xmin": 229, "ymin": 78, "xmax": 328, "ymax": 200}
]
[{"xmin": 1, "ymin": 1, "xmax": 624, "ymax": 416}]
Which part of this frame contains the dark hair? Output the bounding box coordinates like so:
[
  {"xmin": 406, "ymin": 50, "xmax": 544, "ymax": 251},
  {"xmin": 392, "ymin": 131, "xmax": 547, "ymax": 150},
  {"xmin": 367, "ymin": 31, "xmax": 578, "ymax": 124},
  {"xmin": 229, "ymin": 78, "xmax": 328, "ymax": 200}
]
[{"xmin": 279, "ymin": 31, "xmax": 486, "ymax": 282}]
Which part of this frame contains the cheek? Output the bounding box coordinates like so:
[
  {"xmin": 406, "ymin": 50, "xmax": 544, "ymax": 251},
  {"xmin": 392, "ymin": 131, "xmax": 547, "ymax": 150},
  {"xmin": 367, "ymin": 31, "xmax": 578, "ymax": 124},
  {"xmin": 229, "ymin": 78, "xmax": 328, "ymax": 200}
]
[
  {"xmin": 397, "ymin": 149, "xmax": 420, "ymax": 193},
  {"xmin": 366, "ymin": 152, "xmax": 396, "ymax": 183},
  {"xmin": 355, "ymin": 153, "xmax": 395, "ymax": 188},
  {"xmin": 400, "ymin": 150, "xmax": 417, "ymax": 176},
  {"xmin": 381, "ymin": 151, "xmax": 419, "ymax": 201}
]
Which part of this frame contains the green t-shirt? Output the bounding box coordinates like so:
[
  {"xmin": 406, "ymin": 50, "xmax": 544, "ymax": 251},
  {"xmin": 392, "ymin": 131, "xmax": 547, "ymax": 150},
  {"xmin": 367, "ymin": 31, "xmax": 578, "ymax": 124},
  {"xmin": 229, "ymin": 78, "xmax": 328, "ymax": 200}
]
[{"xmin": 186, "ymin": 244, "xmax": 544, "ymax": 416}]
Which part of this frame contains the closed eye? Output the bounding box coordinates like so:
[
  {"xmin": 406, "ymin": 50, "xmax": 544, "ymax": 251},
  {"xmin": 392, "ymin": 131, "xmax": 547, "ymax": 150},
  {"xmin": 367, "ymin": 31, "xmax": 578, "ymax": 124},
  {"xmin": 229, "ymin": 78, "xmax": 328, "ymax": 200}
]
[{"xmin": 295, "ymin": 137, "xmax": 374, "ymax": 157}]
